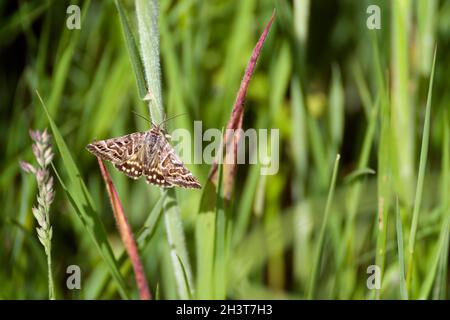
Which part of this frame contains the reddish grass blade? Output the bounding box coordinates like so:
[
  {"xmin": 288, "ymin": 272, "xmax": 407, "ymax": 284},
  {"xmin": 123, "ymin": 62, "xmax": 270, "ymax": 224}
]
[
  {"xmin": 97, "ymin": 157, "xmax": 151, "ymax": 300},
  {"xmin": 209, "ymin": 10, "xmax": 276, "ymax": 199}
]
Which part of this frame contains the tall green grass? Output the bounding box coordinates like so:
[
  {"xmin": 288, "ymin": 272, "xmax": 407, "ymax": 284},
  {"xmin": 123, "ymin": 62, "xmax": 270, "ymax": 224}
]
[{"xmin": 1, "ymin": 0, "xmax": 449, "ymax": 299}]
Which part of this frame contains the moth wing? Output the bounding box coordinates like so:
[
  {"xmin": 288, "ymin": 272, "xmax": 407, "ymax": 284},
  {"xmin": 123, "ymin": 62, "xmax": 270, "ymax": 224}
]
[{"xmin": 144, "ymin": 137, "xmax": 201, "ymax": 189}]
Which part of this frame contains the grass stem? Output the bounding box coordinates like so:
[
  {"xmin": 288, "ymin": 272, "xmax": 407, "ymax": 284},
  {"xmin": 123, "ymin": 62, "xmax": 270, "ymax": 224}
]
[
  {"xmin": 308, "ymin": 154, "xmax": 340, "ymax": 299},
  {"xmin": 97, "ymin": 158, "xmax": 151, "ymax": 300},
  {"xmin": 406, "ymin": 47, "xmax": 437, "ymax": 294}
]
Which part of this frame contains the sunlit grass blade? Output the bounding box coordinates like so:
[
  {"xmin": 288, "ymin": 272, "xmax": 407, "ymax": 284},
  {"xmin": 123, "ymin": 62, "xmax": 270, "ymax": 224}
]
[
  {"xmin": 290, "ymin": 76, "xmax": 308, "ymax": 198},
  {"xmin": 419, "ymin": 110, "xmax": 449, "ymax": 300},
  {"xmin": 196, "ymin": 180, "xmax": 217, "ymax": 299},
  {"xmin": 419, "ymin": 215, "xmax": 450, "ymax": 299},
  {"xmin": 135, "ymin": 0, "xmax": 163, "ymax": 123},
  {"xmin": 36, "ymin": 91, "xmax": 130, "ymax": 299},
  {"xmin": 86, "ymin": 195, "xmax": 164, "ymax": 299},
  {"xmin": 337, "ymin": 94, "xmax": 379, "ymax": 298},
  {"xmin": 406, "ymin": 47, "xmax": 437, "ymax": 295},
  {"xmin": 372, "ymin": 30, "xmax": 391, "ymax": 300},
  {"xmin": 232, "ymin": 163, "xmax": 261, "ymax": 245},
  {"xmin": 433, "ymin": 110, "xmax": 450, "ymax": 299},
  {"xmin": 176, "ymin": 253, "xmax": 193, "ymax": 300},
  {"xmin": 416, "ymin": 0, "xmax": 437, "ymax": 76},
  {"xmin": 163, "ymin": 191, "xmax": 194, "ymax": 299},
  {"xmin": 195, "ymin": 127, "xmax": 225, "ymax": 299},
  {"xmin": 217, "ymin": 0, "xmax": 256, "ymax": 123},
  {"xmin": 328, "ymin": 64, "xmax": 344, "ymax": 153},
  {"xmin": 396, "ymin": 197, "xmax": 408, "ymax": 300},
  {"xmin": 135, "ymin": 0, "xmax": 194, "ymax": 299},
  {"xmin": 213, "ymin": 158, "xmax": 227, "ymax": 299},
  {"xmin": 391, "ymin": 0, "xmax": 414, "ymax": 205},
  {"xmin": 351, "ymin": 61, "xmax": 372, "ymax": 120},
  {"xmin": 44, "ymin": 1, "xmax": 91, "ymax": 120},
  {"xmin": 343, "ymin": 168, "xmax": 376, "ymax": 184},
  {"xmin": 159, "ymin": 13, "xmax": 191, "ymax": 131},
  {"xmin": 96, "ymin": 158, "xmax": 151, "ymax": 300},
  {"xmin": 308, "ymin": 154, "xmax": 340, "ymax": 299},
  {"xmin": 115, "ymin": 0, "xmax": 147, "ymax": 99},
  {"xmin": 136, "ymin": 194, "xmax": 164, "ymax": 246}
]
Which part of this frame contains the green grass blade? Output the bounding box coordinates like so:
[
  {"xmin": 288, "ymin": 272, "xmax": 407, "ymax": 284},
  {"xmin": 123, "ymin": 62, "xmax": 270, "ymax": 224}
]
[
  {"xmin": 136, "ymin": 194, "xmax": 164, "ymax": 246},
  {"xmin": 419, "ymin": 216, "xmax": 450, "ymax": 299},
  {"xmin": 308, "ymin": 154, "xmax": 340, "ymax": 299},
  {"xmin": 195, "ymin": 180, "xmax": 217, "ymax": 299},
  {"xmin": 86, "ymin": 195, "xmax": 164, "ymax": 299},
  {"xmin": 351, "ymin": 61, "xmax": 372, "ymax": 120},
  {"xmin": 290, "ymin": 76, "xmax": 308, "ymax": 199},
  {"xmin": 419, "ymin": 111, "xmax": 449, "ymax": 299},
  {"xmin": 135, "ymin": 0, "xmax": 163, "ymax": 123},
  {"xmin": 396, "ymin": 198, "xmax": 408, "ymax": 300},
  {"xmin": 391, "ymin": 0, "xmax": 414, "ymax": 204},
  {"xmin": 433, "ymin": 110, "xmax": 450, "ymax": 299},
  {"xmin": 328, "ymin": 64, "xmax": 344, "ymax": 151},
  {"xmin": 416, "ymin": 0, "xmax": 437, "ymax": 76},
  {"xmin": 135, "ymin": 0, "xmax": 194, "ymax": 299},
  {"xmin": 37, "ymin": 91, "xmax": 130, "ymax": 299},
  {"xmin": 213, "ymin": 158, "xmax": 227, "ymax": 299},
  {"xmin": 406, "ymin": 47, "xmax": 437, "ymax": 294},
  {"xmin": 176, "ymin": 253, "xmax": 193, "ymax": 300},
  {"xmin": 343, "ymin": 168, "xmax": 376, "ymax": 184},
  {"xmin": 372, "ymin": 31, "xmax": 391, "ymax": 300},
  {"xmin": 115, "ymin": 0, "xmax": 147, "ymax": 99},
  {"xmin": 163, "ymin": 192, "xmax": 194, "ymax": 299},
  {"xmin": 159, "ymin": 13, "xmax": 191, "ymax": 131},
  {"xmin": 232, "ymin": 163, "xmax": 261, "ymax": 245}
]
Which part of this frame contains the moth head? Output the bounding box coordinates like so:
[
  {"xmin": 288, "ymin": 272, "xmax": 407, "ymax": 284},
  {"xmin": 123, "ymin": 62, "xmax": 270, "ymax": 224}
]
[
  {"xmin": 157, "ymin": 127, "xmax": 171, "ymax": 140},
  {"xmin": 132, "ymin": 111, "xmax": 186, "ymax": 141}
]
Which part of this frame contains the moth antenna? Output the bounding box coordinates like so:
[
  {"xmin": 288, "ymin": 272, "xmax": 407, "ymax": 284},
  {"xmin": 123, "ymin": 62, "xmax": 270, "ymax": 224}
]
[
  {"xmin": 132, "ymin": 110, "xmax": 157, "ymax": 127},
  {"xmin": 157, "ymin": 112, "xmax": 189, "ymax": 128}
]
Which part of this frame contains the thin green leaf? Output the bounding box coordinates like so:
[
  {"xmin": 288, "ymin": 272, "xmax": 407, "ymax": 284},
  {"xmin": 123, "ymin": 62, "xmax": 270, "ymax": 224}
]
[
  {"xmin": 308, "ymin": 154, "xmax": 340, "ymax": 299},
  {"xmin": 115, "ymin": 0, "xmax": 147, "ymax": 99},
  {"xmin": 396, "ymin": 198, "xmax": 408, "ymax": 300},
  {"xmin": 37, "ymin": 91, "xmax": 130, "ymax": 299},
  {"xmin": 406, "ymin": 47, "xmax": 437, "ymax": 293}
]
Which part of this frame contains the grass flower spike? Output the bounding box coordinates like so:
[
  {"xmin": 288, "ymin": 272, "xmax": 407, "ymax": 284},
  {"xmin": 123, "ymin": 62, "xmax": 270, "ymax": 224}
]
[{"xmin": 20, "ymin": 129, "xmax": 55, "ymax": 300}]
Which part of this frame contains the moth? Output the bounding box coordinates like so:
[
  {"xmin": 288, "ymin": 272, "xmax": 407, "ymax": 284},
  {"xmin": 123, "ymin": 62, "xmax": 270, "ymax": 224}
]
[{"xmin": 86, "ymin": 125, "xmax": 201, "ymax": 189}]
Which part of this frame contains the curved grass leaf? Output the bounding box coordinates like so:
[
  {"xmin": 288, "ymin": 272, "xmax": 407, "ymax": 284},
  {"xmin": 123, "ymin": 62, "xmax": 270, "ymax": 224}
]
[
  {"xmin": 37, "ymin": 91, "xmax": 130, "ymax": 299},
  {"xmin": 135, "ymin": 0, "xmax": 194, "ymax": 299},
  {"xmin": 115, "ymin": 0, "xmax": 147, "ymax": 99},
  {"xmin": 406, "ymin": 47, "xmax": 437, "ymax": 294}
]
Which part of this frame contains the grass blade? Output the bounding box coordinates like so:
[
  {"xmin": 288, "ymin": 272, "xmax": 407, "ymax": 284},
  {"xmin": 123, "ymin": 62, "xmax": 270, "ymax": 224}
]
[
  {"xmin": 36, "ymin": 91, "xmax": 130, "ymax": 299},
  {"xmin": 195, "ymin": 181, "xmax": 216, "ymax": 299},
  {"xmin": 406, "ymin": 47, "xmax": 437, "ymax": 294},
  {"xmin": 135, "ymin": 0, "xmax": 195, "ymax": 299},
  {"xmin": 307, "ymin": 154, "xmax": 340, "ymax": 299},
  {"xmin": 391, "ymin": 0, "xmax": 414, "ymax": 204},
  {"xmin": 213, "ymin": 157, "xmax": 227, "ymax": 299},
  {"xmin": 396, "ymin": 198, "xmax": 408, "ymax": 300},
  {"xmin": 96, "ymin": 158, "xmax": 151, "ymax": 300},
  {"xmin": 135, "ymin": 0, "xmax": 163, "ymax": 123},
  {"xmin": 163, "ymin": 193, "xmax": 194, "ymax": 299},
  {"xmin": 115, "ymin": 0, "xmax": 147, "ymax": 99}
]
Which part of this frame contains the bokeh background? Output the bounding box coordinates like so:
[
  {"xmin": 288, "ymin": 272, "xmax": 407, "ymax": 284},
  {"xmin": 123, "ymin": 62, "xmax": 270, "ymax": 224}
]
[{"xmin": 1, "ymin": 0, "xmax": 449, "ymax": 299}]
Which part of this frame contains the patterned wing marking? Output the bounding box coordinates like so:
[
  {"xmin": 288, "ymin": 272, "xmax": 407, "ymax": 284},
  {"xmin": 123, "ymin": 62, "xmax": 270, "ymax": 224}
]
[
  {"xmin": 86, "ymin": 132, "xmax": 144, "ymax": 164},
  {"xmin": 114, "ymin": 158, "xmax": 144, "ymax": 180},
  {"xmin": 143, "ymin": 136, "xmax": 201, "ymax": 189}
]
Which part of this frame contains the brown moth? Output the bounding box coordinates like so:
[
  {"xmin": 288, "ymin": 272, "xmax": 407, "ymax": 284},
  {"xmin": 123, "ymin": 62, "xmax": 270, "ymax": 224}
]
[{"xmin": 86, "ymin": 126, "xmax": 201, "ymax": 189}]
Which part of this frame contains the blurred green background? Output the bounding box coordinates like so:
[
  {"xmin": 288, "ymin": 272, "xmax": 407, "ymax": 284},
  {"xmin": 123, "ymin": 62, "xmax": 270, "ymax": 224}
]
[{"xmin": 1, "ymin": 0, "xmax": 449, "ymax": 299}]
